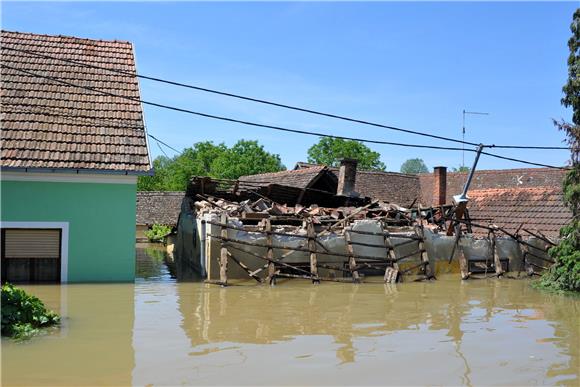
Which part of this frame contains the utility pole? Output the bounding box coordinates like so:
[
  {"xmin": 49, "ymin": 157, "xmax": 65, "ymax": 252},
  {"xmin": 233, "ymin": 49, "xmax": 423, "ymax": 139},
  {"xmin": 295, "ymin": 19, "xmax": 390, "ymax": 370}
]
[{"xmin": 462, "ymin": 110, "xmax": 489, "ymax": 168}]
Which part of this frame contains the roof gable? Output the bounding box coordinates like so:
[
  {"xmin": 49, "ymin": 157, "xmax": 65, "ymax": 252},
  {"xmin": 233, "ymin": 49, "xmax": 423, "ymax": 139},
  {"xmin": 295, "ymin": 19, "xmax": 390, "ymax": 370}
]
[{"xmin": 1, "ymin": 30, "xmax": 151, "ymax": 173}]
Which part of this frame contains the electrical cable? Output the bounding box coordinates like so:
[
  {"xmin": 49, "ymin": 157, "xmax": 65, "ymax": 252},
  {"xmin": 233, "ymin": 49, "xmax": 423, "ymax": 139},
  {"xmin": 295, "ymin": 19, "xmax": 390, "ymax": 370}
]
[
  {"xmin": 1, "ymin": 64, "xmax": 569, "ymax": 170},
  {"xmin": 4, "ymin": 46, "xmax": 571, "ymax": 151}
]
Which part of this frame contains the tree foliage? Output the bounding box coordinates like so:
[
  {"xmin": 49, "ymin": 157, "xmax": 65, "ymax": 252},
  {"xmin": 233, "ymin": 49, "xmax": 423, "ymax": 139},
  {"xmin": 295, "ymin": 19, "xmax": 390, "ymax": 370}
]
[
  {"xmin": 210, "ymin": 140, "xmax": 286, "ymax": 180},
  {"xmin": 145, "ymin": 224, "xmax": 173, "ymax": 243},
  {"xmin": 307, "ymin": 138, "xmax": 386, "ymax": 171},
  {"xmin": 451, "ymin": 166, "xmax": 471, "ymax": 172},
  {"xmin": 539, "ymin": 9, "xmax": 580, "ymax": 292},
  {"xmin": 400, "ymin": 158, "xmax": 429, "ymax": 174},
  {"xmin": 138, "ymin": 140, "xmax": 285, "ymax": 191}
]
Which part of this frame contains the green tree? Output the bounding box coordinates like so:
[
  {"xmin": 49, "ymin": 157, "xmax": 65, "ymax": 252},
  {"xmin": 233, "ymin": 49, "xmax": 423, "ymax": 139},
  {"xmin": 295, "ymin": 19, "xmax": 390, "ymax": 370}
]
[
  {"xmin": 539, "ymin": 9, "xmax": 580, "ymax": 292},
  {"xmin": 164, "ymin": 142, "xmax": 227, "ymax": 190},
  {"xmin": 451, "ymin": 166, "xmax": 471, "ymax": 172},
  {"xmin": 400, "ymin": 158, "xmax": 429, "ymax": 174},
  {"xmin": 307, "ymin": 137, "xmax": 386, "ymax": 171},
  {"xmin": 137, "ymin": 155, "xmax": 172, "ymax": 191},
  {"xmin": 137, "ymin": 140, "xmax": 284, "ymax": 191},
  {"xmin": 210, "ymin": 140, "xmax": 285, "ymax": 179}
]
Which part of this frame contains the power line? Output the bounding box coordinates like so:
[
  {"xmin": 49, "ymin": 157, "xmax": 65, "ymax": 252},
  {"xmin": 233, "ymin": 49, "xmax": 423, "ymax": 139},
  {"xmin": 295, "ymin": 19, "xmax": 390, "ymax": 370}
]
[
  {"xmin": 1, "ymin": 64, "xmax": 467, "ymax": 152},
  {"xmin": 479, "ymin": 151, "xmax": 568, "ymax": 169},
  {"xmin": 4, "ymin": 46, "xmax": 571, "ymax": 151},
  {"xmin": 1, "ymin": 64, "xmax": 569, "ymax": 170},
  {"xmin": 148, "ymin": 134, "xmax": 182, "ymax": 154},
  {"xmin": 7, "ymin": 104, "xmax": 183, "ymax": 156},
  {"xmin": 155, "ymin": 140, "xmax": 170, "ymax": 158}
]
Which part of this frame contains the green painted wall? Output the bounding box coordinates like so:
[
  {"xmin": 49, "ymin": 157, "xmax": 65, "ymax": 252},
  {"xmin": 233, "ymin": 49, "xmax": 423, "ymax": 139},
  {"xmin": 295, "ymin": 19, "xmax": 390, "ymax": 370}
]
[{"xmin": 1, "ymin": 180, "xmax": 136, "ymax": 282}]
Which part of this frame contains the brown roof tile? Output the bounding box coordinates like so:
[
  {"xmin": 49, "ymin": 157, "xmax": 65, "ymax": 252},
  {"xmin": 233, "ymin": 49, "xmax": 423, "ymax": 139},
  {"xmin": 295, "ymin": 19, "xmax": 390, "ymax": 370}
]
[
  {"xmin": 419, "ymin": 168, "xmax": 566, "ymax": 206},
  {"xmin": 238, "ymin": 166, "xmax": 328, "ymax": 190},
  {"xmin": 326, "ymin": 167, "xmax": 420, "ymax": 207},
  {"xmin": 136, "ymin": 192, "xmax": 184, "ymax": 226},
  {"xmin": 0, "ymin": 30, "xmax": 151, "ymax": 173},
  {"xmin": 467, "ymin": 187, "xmax": 571, "ymax": 238}
]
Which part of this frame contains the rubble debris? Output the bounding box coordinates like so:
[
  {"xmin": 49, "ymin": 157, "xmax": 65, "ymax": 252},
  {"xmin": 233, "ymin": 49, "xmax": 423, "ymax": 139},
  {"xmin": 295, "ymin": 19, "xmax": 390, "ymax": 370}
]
[{"xmin": 173, "ymin": 175, "xmax": 559, "ymax": 286}]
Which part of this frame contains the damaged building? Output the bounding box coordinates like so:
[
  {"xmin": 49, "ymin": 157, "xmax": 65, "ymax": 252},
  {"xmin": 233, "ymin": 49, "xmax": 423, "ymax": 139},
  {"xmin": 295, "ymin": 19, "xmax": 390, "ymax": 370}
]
[{"xmin": 172, "ymin": 159, "xmax": 571, "ymax": 285}]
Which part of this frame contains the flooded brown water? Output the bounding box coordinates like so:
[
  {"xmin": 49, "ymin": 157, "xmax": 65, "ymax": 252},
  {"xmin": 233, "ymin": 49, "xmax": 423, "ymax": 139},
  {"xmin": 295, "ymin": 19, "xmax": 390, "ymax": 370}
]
[{"xmin": 2, "ymin": 244, "xmax": 579, "ymax": 386}]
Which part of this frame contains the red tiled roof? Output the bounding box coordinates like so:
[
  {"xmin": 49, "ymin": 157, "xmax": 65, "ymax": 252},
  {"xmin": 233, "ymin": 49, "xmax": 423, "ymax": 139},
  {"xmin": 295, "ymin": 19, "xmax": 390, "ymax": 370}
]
[
  {"xmin": 467, "ymin": 187, "xmax": 571, "ymax": 238},
  {"xmin": 419, "ymin": 168, "xmax": 566, "ymax": 206},
  {"xmin": 238, "ymin": 166, "xmax": 328, "ymax": 190},
  {"xmin": 0, "ymin": 30, "xmax": 151, "ymax": 173}
]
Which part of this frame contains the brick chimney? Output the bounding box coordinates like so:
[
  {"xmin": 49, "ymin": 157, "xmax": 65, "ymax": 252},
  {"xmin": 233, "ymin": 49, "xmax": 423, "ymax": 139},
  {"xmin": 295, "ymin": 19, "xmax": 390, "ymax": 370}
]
[
  {"xmin": 433, "ymin": 166, "xmax": 447, "ymax": 206},
  {"xmin": 337, "ymin": 158, "xmax": 358, "ymax": 196}
]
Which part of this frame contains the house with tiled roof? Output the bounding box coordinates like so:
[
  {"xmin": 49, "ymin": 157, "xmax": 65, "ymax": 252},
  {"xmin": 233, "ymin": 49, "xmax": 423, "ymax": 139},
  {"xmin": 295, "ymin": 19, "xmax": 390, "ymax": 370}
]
[
  {"xmin": 292, "ymin": 161, "xmax": 422, "ymax": 206},
  {"xmin": 243, "ymin": 161, "xmax": 570, "ymax": 238},
  {"xmin": 136, "ymin": 192, "xmax": 184, "ymax": 240},
  {"xmin": 420, "ymin": 167, "xmax": 571, "ymax": 238},
  {"xmin": 1, "ymin": 30, "xmax": 152, "ymax": 283}
]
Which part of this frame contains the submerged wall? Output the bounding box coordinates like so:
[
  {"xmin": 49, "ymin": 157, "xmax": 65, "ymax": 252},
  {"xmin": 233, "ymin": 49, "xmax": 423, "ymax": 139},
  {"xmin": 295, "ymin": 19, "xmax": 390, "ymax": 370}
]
[{"xmin": 175, "ymin": 205, "xmax": 553, "ymax": 281}]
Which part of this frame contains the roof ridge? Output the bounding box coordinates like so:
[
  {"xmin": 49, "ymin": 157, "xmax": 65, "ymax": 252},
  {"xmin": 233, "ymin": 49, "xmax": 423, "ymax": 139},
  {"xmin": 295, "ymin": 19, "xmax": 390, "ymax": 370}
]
[
  {"xmin": 470, "ymin": 186, "xmax": 563, "ymax": 193},
  {"xmin": 240, "ymin": 165, "xmax": 325, "ymax": 179},
  {"xmin": 1, "ymin": 30, "xmax": 132, "ymax": 45},
  {"xmin": 418, "ymin": 167, "xmax": 565, "ymax": 176}
]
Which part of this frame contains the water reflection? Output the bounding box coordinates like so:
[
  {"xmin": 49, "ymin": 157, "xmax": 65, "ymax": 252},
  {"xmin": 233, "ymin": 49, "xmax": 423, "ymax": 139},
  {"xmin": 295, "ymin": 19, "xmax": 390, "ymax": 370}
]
[
  {"xmin": 2, "ymin": 245, "xmax": 578, "ymax": 386},
  {"xmin": 135, "ymin": 243, "xmax": 176, "ymax": 282},
  {"xmin": 170, "ymin": 277, "xmax": 579, "ymax": 385},
  {"xmin": 2, "ymin": 284, "xmax": 136, "ymax": 386}
]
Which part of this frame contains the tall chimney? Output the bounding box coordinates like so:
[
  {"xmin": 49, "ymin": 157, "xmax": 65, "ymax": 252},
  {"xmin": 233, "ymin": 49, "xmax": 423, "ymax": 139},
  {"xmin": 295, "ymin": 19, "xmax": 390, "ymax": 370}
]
[
  {"xmin": 433, "ymin": 166, "xmax": 447, "ymax": 206},
  {"xmin": 337, "ymin": 158, "xmax": 358, "ymax": 196}
]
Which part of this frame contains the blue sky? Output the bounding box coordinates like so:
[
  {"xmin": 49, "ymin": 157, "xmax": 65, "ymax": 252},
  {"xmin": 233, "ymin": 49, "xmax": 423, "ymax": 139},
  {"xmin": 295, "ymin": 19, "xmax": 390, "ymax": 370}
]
[{"xmin": 2, "ymin": 1, "xmax": 578, "ymax": 171}]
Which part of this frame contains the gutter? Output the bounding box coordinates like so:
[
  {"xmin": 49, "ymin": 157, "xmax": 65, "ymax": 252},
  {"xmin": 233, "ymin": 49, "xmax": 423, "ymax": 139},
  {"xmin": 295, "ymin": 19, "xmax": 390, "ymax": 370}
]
[{"xmin": 0, "ymin": 166, "xmax": 154, "ymax": 176}]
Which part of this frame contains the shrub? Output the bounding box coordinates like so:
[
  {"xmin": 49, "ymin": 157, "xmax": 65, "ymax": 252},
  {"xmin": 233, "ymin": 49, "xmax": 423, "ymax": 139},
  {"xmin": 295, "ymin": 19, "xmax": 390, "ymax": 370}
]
[
  {"xmin": 538, "ymin": 221, "xmax": 580, "ymax": 292},
  {"xmin": 1, "ymin": 283, "xmax": 60, "ymax": 339},
  {"xmin": 145, "ymin": 224, "xmax": 172, "ymax": 243}
]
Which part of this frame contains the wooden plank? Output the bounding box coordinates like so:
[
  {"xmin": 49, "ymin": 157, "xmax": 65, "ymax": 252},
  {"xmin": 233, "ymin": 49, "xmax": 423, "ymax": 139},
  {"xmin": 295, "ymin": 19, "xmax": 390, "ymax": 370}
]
[
  {"xmin": 345, "ymin": 229, "xmax": 360, "ymax": 283},
  {"xmin": 383, "ymin": 222, "xmax": 400, "ymax": 283},
  {"xmin": 219, "ymin": 213, "xmax": 228, "ymax": 285},
  {"xmin": 454, "ymin": 223, "xmax": 470, "ymax": 280},
  {"xmin": 384, "ymin": 267, "xmax": 399, "ymax": 283},
  {"xmin": 307, "ymin": 221, "xmax": 320, "ymax": 284},
  {"xmin": 490, "ymin": 231, "xmax": 503, "ymax": 277},
  {"xmin": 415, "ymin": 225, "xmax": 433, "ymax": 279},
  {"xmin": 264, "ymin": 219, "xmax": 276, "ymax": 285},
  {"xmin": 327, "ymin": 200, "xmax": 379, "ymax": 232}
]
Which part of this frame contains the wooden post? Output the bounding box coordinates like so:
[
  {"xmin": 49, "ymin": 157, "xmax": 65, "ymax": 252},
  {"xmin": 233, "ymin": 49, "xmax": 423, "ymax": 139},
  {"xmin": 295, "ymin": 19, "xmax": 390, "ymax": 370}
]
[
  {"xmin": 345, "ymin": 229, "xmax": 360, "ymax": 283},
  {"xmin": 307, "ymin": 221, "xmax": 320, "ymax": 284},
  {"xmin": 382, "ymin": 224, "xmax": 400, "ymax": 283},
  {"xmin": 415, "ymin": 225, "xmax": 432, "ymax": 279},
  {"xmin": 264, "ymin": 219, "xmax": 276, "ymax": 285},
  {"xmin": 219, "ymin": 213, "xmax": 228, "ymax": 285},
  {"xmin": 490, "ymin": 230, "xmax": 503, "ymax": 277},
  {"xmin": 455, "ymin": 223, "xmax": 470, "ymax": 280},
  {"xmin": 446, "ymin": 201, "xmax": 467, "ymax": 236},
  {"xmin": 520, "ymin": 237, "xmax": 532, "ymax": 276}
]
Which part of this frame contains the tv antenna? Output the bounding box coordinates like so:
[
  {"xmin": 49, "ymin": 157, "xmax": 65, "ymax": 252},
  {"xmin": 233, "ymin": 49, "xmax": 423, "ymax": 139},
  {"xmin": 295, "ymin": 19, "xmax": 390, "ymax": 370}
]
[{"xmin": 462, "ymin": 109, "xmax": 489, "ymax": 168}]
